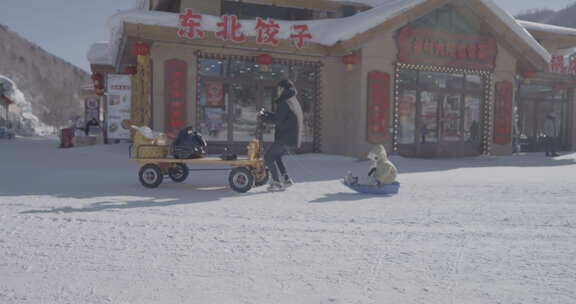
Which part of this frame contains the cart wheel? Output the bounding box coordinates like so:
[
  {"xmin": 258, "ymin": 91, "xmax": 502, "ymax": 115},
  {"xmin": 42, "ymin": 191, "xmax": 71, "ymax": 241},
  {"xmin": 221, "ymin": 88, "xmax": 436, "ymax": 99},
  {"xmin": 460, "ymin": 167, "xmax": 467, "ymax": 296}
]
[
  {"xmin": 168, "ymin": 163, "xmax": 189, "ymax": 183},
  {"xmin": 228, "ymin": 167, "xmax": 255, "ymax": 193},
  {"xmin": 139, "ymin": 164, "xmax": 163, "ymax": 188},
  {"xmin": 254, "ymin": 169, "xmax": 269, "ymax": 187}
]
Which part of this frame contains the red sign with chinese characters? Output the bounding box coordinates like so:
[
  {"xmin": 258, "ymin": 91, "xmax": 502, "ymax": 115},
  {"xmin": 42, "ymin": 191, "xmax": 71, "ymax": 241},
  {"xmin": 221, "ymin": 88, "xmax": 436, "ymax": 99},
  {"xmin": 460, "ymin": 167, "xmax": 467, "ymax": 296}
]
[
  {"xmin": 397, "ymin": 26, "xmax": 498, "ymax": 70},
  {"xmin": 164, "ymin": 59, "xmax": 188, "ymax": 138},
  {"xmin": 367, "ymin": 71, "xmax": 391, "ymax": 144},
  {"xmin": 494, "ymin": 81, "xmax": 513, "ymax": 145},
  {"xmin": 177, "ymin": 9, "xmax": 312, "ymax": 49}
]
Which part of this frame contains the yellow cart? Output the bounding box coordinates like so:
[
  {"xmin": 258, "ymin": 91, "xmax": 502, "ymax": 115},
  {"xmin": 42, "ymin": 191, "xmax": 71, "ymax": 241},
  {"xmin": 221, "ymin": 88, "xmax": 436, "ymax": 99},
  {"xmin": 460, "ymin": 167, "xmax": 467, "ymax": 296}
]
[{"xmin": 129, "ymin": 139, "xmax": 268, "ymax": 193}]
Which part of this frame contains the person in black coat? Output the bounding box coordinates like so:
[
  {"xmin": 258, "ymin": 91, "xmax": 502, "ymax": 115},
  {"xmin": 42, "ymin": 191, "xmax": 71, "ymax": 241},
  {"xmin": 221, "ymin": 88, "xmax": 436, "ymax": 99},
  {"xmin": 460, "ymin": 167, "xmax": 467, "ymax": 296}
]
[{"xmin": 259, "ymin": 79, "xmax": 304, "ymax": 191}]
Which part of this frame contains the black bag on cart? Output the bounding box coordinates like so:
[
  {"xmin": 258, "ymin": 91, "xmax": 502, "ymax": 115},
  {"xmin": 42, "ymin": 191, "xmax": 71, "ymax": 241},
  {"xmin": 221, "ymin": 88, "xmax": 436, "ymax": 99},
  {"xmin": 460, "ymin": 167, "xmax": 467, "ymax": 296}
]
[{"xmin": 171, "ymin": 127, "xmax": 207, "ymax": 159}]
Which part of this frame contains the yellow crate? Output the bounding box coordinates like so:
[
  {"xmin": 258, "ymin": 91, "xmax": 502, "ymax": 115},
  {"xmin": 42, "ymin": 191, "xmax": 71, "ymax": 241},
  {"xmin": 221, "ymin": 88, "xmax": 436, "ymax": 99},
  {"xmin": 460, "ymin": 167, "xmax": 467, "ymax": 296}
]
[
  {"xmin": 132, "ymin": 128, "xmax": 168, "ymax": 159},
  {"xmin": 136, "ymin": 145, "xmax": 168, "ymax": 159}
]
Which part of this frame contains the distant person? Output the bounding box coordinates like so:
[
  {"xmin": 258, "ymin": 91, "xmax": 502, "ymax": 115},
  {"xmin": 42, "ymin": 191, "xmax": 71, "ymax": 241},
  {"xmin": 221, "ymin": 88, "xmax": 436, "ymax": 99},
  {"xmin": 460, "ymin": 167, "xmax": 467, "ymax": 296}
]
[
  {"xmin": 259, "ymin": 79, "xmax": 303, "ymax": 191},
  {"xmin": 542, "ymin": 113, "xmax": 559, "ymax": 157},
  {"xmin": 85, "ymin": 118, "xmax": 100, "ymax": 136}
]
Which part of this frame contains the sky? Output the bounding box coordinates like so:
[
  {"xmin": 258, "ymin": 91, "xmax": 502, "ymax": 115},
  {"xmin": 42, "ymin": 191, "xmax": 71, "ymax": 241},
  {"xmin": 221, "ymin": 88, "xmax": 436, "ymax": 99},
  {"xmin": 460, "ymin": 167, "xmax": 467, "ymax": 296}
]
[{"xmin": 1, "ymin": 0, "xmax": 575, "ymax": 72}]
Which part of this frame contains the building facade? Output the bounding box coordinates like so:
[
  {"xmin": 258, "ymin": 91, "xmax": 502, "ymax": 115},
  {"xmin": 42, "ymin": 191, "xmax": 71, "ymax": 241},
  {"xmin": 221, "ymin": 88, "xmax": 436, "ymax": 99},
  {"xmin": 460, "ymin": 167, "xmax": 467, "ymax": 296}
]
[{"xmin": 89, "ymin": 0, "xmax": 576, "ymax": 157}]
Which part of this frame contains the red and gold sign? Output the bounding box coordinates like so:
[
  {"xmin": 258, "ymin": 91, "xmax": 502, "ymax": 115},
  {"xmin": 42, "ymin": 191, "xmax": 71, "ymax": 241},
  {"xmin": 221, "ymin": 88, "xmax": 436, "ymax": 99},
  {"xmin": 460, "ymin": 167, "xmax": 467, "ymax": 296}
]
[
  {"xmin": 397, "ymin": 26, "xmax": 498, "ymax": 70},
  {"xmin": 164, "ymin": 59, "xmax": 188, "ymax": 138},
  {"xmin": 494, "ymin": 81, "xmax": 513, "ymax": 145},
  {"xmin": 205, "ymin": 82, "xmax": 225, "ymax": 106},
  {"xmin": 177, "ymin": 9, "xmax": 312, "ymax": 49},
  {"xmin": 342, "ymin": 53, "xmax": 358, "ymax": 71},
  {"xmin": 366, "ymin": 71, "xmax": 391, "ymax": 144},
  {"xmin": 132, "ymin": 42, "xmax": 150, "ymax": 57}
]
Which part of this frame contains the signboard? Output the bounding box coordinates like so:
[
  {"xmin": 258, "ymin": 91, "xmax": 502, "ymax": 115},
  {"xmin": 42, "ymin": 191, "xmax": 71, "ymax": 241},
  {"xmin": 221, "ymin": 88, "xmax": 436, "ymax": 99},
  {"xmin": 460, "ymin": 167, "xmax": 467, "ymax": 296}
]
[
  {"xmin": 397, "ymin": 26, "xmax": 498, "ymax": 70},
  {"xmin": 366, "ymin": 71, "xmax": 391, "ymax": 144},
  {"xmin": 106, "ymin": 74, "xmax": 131, "ymax": 139},
  {"xmin": 164, "ymin": 59, "xmax": 188, "ymax": 137},
  {"xmin": 84, "ymin": 97, "xmax": 100, "ymax": 122},
  {"xmin": 178, "ymin": 9, "xmax": 313, "ymax": 49},
  {"xmin": 549, "ymin": 55, "xmax": 576, "ymax": 75},
  {"xmin": 494, "ymin": 81, "xmax": 513, "ymax": 145}
]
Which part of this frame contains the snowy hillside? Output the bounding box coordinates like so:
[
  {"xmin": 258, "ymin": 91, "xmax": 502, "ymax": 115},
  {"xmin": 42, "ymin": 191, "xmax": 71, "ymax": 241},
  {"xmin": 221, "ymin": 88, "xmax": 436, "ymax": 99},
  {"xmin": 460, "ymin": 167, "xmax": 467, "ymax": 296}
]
[
  {"xmin": 0, "ymin": 24, "xmax": 89, "ymax": 128},
  {"xmin": 1, "ymin": 138, "xmax": 575, "ymax": 303},
  {"xmin": 0, "ymin": 76, "xmax": 53, "ymax": 136}
]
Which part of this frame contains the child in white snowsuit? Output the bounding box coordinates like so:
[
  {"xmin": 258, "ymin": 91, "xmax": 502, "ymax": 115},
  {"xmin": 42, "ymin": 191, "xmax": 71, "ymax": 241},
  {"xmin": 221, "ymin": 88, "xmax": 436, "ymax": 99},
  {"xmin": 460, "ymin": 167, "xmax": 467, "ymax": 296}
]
[{"xmin": 346, "ymin": 145, "xmax": 398, "ymax": 185}]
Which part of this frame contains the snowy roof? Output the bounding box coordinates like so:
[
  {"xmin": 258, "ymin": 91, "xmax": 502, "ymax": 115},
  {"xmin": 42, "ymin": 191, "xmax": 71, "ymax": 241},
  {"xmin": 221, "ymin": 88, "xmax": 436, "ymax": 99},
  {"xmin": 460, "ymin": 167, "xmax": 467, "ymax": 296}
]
[
  {"xmin": 517, "ymin": 20, "xmax": 576, "ymax": 37},
  {"xmin": 94, "ymin": 0, "xmax": 551, "ymax": 67},
  {"xmin": 479, "ymin": 0, "xmax": 550, "ymax": 63},
  {"xmin": 87, "ymin": 42, "xmax": 112, "ymax": 65}
]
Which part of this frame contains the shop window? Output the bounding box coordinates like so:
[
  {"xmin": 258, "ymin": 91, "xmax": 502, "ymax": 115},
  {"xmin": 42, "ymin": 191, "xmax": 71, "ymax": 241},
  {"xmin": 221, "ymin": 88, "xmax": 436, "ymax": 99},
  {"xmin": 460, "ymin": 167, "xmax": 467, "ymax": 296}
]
[
  {"xmin": 398, "ymin": 90, "xmax": 417, "ymax": 144},
  {"xmin": 464, "ymin": 95, "xmax": 482, "ymax": 142},
  {"xmin": 197, "ymin": 58, "xmax": 318, "ymax": 147},
  {"xmin": 199, "ymin": 59, "xmax": 227, "ymax": 77},
  {"xmin": 198, "ymin": 80, "xmax": 228, "ymax": 142},
  {"xmin": 420, "ymin": 71, "xmax": 463, "ymax": 89},
  {"xmin": 442, "ymin": 94, "xmax": 462, "ymax": 141},
  {"xmin": 398, "ymin": 69, "xmax": 418, "ymax": 87},
  {"xmin": 230, "ymin": 83, "xmax": 259, "ymax": 142},
  {"xmin": 465, "ymin": 75, "xmax": 482, "ymax": 90},
  {"xmin": 420, "ymin": 91, "xmax": 439, "ymax": 143},
  {"xmin": 155, "ymin": 0, "xmax": 180, "ymax": 13}
]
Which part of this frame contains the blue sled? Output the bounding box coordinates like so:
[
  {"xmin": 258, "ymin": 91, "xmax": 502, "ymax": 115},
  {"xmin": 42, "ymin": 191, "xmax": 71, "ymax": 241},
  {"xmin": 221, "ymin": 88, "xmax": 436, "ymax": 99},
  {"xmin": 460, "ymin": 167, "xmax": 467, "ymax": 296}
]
[{"xmin": 342, "ymin": 180, "xmax": 400, "ymax": 195}]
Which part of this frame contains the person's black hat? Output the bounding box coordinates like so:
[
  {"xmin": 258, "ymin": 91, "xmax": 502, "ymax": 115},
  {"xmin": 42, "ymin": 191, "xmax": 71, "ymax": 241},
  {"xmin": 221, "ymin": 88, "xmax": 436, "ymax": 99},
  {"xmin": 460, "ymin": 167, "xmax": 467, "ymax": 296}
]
[{"xmin": 277, "ymin": 79, "xmax": 294, "ymax": 91}]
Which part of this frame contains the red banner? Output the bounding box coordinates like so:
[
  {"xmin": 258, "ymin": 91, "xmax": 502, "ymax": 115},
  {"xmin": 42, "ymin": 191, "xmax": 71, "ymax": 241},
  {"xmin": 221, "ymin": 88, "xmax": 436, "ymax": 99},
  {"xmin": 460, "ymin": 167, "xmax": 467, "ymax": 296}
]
[
  {"xmin": 397, "ymin": 26, "xmax": 497, "ymax": 70},
  {"xmin": 366, "ymin": 71, "xmax": 391, "ymax": 144},
  {"xmin": 164, "ymin": 59, "xmax": 188, "ymax": 138},
  {"xmin": 494, "ymin": 81, "xmax": 513, "ymax": 145}
]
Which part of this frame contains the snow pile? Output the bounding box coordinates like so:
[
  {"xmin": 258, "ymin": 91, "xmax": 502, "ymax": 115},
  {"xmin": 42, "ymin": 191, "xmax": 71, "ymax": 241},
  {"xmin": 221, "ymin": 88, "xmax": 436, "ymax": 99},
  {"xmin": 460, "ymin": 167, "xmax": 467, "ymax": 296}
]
[
  {"xmin": 96, "ymin": 0, "xmax": 551, "ymax": 67},
  {"xmin": 87, "ymin": 42, "xmax": 112, "ymax": 66},
  {"xmin": 0, "ymin": 75, "xmax": 54, "ymax": 136},
  {"xmin": 480, "ymin": 0, "xmax": 550, "ymax": 62},
  {"xmin": 1, "ymin": 138, "xmax": 576, "ymax": 303}
]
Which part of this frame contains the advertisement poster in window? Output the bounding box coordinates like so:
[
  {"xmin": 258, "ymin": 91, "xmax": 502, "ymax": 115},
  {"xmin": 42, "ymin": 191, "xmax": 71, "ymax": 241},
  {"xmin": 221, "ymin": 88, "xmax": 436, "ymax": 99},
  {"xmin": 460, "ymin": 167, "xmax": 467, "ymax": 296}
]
[
  {"xmin": 85, "ymin": 97, "xmax": 100, "ymax": 122},
  {"xmin": 106, "ymin": 74, "xmax": 132, "ymax": 139},
  {"xmin": 205, "ymin": 81, "xmax": 225, "ymax": 106}
]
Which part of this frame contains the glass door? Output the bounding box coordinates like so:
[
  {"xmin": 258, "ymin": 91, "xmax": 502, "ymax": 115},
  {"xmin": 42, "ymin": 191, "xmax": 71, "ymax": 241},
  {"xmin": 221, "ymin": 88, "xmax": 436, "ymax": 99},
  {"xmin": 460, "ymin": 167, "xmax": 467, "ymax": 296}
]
[
  {"xmin": 230, "ymin": 82, "xmax": 259, "ymax": 143},
  {"xmin": 417, "ymin": 91, "xmax": 440, "ymax": 156},
  {"xmin": 441, "ymin": 94, "xmax": 462, "ymax": 142}
]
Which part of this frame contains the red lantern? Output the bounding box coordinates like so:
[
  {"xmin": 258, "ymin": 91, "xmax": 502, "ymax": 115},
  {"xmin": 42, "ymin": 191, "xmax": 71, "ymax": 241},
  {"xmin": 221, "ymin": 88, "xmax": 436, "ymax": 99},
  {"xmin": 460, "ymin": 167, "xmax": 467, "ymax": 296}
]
[
  {"xmin": 124, "ymin": 66, "xmax": 137, "ymax": 75},
  {"xmin": 91, "ymin": 73, "xmax": 103, "ymax": 81},
  {"xmin": 342, "ymin": 53, "xmax": 358, "ymax": 71},
  {"xmin": 256, "ymin": 54, "xmax": 273, "ymax": 72},
  {"xmin": 132, "ymin": 42, "xmax": 150, "ymax": 56}
]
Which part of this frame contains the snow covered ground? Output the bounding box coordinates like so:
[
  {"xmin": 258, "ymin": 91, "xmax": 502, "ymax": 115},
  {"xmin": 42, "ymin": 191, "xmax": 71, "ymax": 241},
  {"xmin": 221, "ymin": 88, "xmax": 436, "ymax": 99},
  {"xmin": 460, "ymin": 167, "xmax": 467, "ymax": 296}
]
[{"xmin": 1, "ymin": 137, "xmax": 575, "ymax": 304}]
